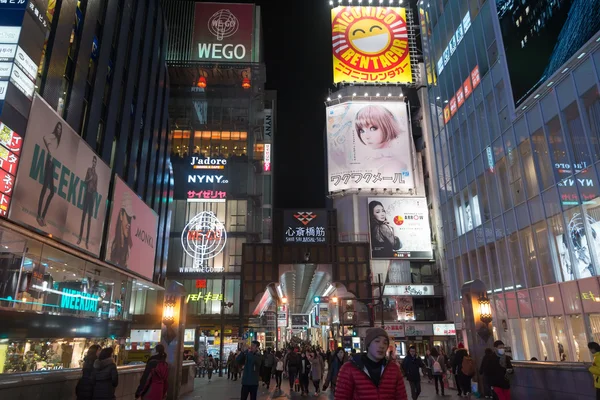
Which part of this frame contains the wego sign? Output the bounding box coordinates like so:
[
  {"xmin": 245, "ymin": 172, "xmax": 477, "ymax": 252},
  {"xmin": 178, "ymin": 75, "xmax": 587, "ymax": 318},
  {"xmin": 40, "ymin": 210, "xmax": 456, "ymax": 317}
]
[
  {"xmin": 181, "ymin": 211, "xmax": 227, "ymax": 273},
  {"xmin": 193, "ymin": 3, "xmax": 254, "ymax": 63},
  {"xmin": 331, "ymin": 6, "xmax": 412, "ymax": 84}
]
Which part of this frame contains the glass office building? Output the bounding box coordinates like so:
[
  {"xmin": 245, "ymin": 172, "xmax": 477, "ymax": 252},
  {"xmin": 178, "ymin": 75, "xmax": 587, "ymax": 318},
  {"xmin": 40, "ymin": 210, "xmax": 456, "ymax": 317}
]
[{"xmin": 419, "ymin": 0, "xmax": 600, "ymax": 362}]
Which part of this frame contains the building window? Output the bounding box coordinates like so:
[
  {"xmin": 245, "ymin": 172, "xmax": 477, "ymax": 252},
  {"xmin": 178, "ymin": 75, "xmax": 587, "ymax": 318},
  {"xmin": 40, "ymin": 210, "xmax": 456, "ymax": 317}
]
[{"xmin": 227, "ymin": 200, "xmax": 247, "ymax": 233}]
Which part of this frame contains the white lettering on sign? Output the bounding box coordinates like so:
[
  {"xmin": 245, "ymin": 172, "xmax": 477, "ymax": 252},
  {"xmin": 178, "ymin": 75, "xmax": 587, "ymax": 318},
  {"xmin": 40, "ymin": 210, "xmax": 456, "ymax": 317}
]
[
  {"xmin": 198, "ymin": 43, "xmax": 246, "ymax": 60},
  {"xmin": 0, "ymin": 27, "xmax": 21, "ymax": 44},
  {"xmin": 190, "ymin": 156, "xmax": 227, "ymax": 167},
  {"xmin": 187, "ymin": 175, "xmax": 228, "ymax": 184},
  {"xmin": 264, "ymin": 109, "xmax": 273, "ymax": 139}
]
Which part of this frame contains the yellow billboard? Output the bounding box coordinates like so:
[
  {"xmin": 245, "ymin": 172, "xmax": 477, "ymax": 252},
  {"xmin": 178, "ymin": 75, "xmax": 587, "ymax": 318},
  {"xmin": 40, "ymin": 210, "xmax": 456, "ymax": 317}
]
[{"xmin": 331, "ymin": 6, "xmax": 413, "ymax": 84}]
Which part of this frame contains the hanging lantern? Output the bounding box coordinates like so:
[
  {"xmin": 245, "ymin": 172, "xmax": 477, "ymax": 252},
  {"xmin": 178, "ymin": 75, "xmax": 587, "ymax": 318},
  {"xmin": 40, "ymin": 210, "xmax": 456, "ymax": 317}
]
[
  {"xmin": 242, "ymin": 77, "xmax": 251, "ymax": 89},
  {"xmin": 197, "ymin": 76, "xmax": 207, "ymax": 88}
]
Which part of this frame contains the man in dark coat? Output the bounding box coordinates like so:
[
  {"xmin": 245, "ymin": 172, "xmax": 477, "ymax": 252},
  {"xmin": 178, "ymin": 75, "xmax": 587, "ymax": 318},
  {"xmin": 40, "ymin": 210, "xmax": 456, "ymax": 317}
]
[
  {"xmin": 91, "ymin": 348, "xmax": 118, "ymax": 400},
  {"xmin": 451, "ymin": 343, "xmax": 471, "ymax": 396},
  {"xmin": 402, "ymin": 346, "xmax": 425, "ymax": 400}
]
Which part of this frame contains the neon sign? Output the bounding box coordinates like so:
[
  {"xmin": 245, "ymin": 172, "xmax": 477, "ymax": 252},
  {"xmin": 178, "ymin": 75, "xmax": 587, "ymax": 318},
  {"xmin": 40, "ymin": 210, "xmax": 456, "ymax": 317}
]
[
  {"xmin": 181, "ymin": 211, "xmax": 227, "ymax": 273},
  {"xmin": 264, "ymin": 143, "xmax": 271, "ymax": 172},
  {"xmin": 60, "ymin": 288, "xmax": 100, "ymax": 312}
]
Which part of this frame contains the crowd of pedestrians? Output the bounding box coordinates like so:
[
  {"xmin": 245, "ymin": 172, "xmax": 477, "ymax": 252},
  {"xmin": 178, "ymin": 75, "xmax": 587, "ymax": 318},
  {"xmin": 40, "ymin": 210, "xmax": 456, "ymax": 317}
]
[{"xmin": 78, "ymin": 334, "xmax": 600, "ymax": 400}]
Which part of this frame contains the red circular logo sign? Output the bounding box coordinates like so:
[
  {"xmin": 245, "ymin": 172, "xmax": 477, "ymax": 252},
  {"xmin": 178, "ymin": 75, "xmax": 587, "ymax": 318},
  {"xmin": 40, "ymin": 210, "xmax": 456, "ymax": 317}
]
[
  {"xmin": 393, "ymin": 215, "xmax": 404, "ymax": 226},
  {"xmin": 332, "ymin": 7, "xmax": 410, "ymax": 81}
]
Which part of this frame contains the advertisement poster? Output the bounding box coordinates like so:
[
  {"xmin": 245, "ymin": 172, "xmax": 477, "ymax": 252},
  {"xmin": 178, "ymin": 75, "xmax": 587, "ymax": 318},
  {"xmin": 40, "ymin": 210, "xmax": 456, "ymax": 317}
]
[
  {"xmin": 331, "ymin": 6, "xmax": 412, "ymax": 84},
  {"xmin": 367, "ymin": 197, "xmax": 433, "ymax": 259},
  {"xmin": 555, "ymin": 211, "xmax": 600, "ymax": 281},
  {"xmin": 433, "ymin": 324, "xmax": 456, "ymax": 336},
  {"xmin": 405, "ymin": 323, "xmax": 433, "ymax": 337},
  {"xmin": 193, "ymin": 3, "xmax": 254, "ymax": 62},
  {"xmin": 283, "ymin": 210, "xmax": 327, "ymax": 244},
  {"xmin": 291, "ymin": 314, "xmax": 310, "ymax": 330},
  {"xmin": 104, "ymin": 176, "xmax": 158, "ymax": 280},
  {"xmin": 9, "ymin": 95, "xmax": 110, "ymax": 256},
  {"xmin": 497, "ymin": 0, "xmax": 600, "ymax": 104},
  {"xmin": 395, "ymin": 296, "xmax": 414, "ymax": 320},
  {"xmin": 326, "ymin": 101, "xmax": 414, "ymax": 193}
]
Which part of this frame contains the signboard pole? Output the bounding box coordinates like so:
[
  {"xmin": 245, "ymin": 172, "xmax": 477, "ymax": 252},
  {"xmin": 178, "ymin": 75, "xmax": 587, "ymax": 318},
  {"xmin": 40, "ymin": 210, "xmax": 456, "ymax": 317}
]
[
  {"xmin": 219, "ymin": 275, "xmax": 225, "ymax": 377},
  {"xmin": 378, "ymin": 274, "xmax": 385, "ymax": 329}
]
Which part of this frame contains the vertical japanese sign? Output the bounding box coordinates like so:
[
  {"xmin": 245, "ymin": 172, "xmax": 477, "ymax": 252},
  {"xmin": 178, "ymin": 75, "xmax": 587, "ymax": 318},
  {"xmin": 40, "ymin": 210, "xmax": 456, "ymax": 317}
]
[
  {"xmin": 283, "ymin": 210, "xmax": 327, "ymax": 244},
  {"xmin": 263, "ymin": 143, "xmax": 271, "ymax": 172},
  {"xmin": 0, "ymin": 121, "xmax": 22, "ymax": 216}
]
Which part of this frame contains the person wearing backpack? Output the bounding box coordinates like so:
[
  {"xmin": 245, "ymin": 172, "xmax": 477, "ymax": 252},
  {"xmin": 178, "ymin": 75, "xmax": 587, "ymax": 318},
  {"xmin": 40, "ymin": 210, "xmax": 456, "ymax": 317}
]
[
  {"xmin": 460, "ymin": 349, "xmax": 476, "ymax": 397},
  {"xmin": 139, "ymin": 351, "xmax": 169, "ymax": 400},
  {"xmin": 274, "ymin": 351, "xmax": 284, "ymax": 390},
  {"xmin": 451, "ymin": 343, "xmax": 471, "ymax": 397},
  {"xmin": 430, "ymin": 347, "xmax": 447, "ymax": 396}
]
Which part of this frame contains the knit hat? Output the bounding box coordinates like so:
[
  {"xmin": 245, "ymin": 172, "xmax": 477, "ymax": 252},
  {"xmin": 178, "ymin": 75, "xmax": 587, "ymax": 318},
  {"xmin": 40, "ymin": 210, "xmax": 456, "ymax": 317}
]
[
  {"xmin": 458, "ymin": 342, "xmax": 465, "ymax": 349},
  {"xmin": 365, "ymin": 328, "xmax": 389, "ymax": 348}
]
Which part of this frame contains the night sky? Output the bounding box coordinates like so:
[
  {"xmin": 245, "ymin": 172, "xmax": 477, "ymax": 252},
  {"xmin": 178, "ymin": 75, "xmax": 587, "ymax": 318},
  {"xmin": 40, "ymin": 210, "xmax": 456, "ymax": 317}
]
[{"xmin": 225, "ymin": 0, "xmax": 332, "ymax": 209}]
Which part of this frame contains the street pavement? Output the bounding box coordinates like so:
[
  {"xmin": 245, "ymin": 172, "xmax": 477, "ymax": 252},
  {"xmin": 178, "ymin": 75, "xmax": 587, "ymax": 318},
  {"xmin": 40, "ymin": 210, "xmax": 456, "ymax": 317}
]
[{"xmin": 181, "ymin": 373, "xmax": 456, "ymax": 399}]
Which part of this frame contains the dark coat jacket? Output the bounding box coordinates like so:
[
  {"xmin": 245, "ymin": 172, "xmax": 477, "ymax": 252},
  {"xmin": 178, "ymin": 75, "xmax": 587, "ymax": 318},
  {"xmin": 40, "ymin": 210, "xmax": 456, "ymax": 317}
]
[
  {"xmin": 452, "ymin": 349, "xmax": 468, "ymax": 375},
  {"xmin": 325, "ymin": 353, "xmax": 349, "ymax": 386},
  {"xmin": 402, "ymin": 354, "xmax": 424, "ymax": 382},
  {"xmin": 480, "ymin": 352, "xmax": 511, "ymax": 389},
  {"xmin": 76, "ymin": 355, "xmax": 97, "ymax": 400},
  {"xmin": 334, "ymin": 356, "xmax": 408, "ymax": 400},
  {"xmin": 91, "ymin": 358, "xmax": 118, "ymax": 400}
]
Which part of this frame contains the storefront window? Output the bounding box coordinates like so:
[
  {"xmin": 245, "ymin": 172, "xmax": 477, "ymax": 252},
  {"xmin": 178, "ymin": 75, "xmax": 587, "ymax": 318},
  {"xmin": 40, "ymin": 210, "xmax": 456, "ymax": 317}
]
[
  {"xmin": 0, "ymin": 337, "xmax": 121, "ymax": 373},
  {"xmin": 520, "ymin": 318, "xmax": 540, "ymax": 360},
  {"xmin": 590, "ymin": 314, "xmax": 600, "ymax": 343},
  {"xmin": 569, "ymin": 315, "xmax": 590, "ymax": 362},
  {"xmin": 536, "ymin": 317, "xmax": 555, "ymax": 361},
  {"xmin": 551, "ymin": 316, "xmax": 569, "ymax": 361},
  {"xmin": 0, "ymin": 227, "xmax": 133, "ymax": 320}
]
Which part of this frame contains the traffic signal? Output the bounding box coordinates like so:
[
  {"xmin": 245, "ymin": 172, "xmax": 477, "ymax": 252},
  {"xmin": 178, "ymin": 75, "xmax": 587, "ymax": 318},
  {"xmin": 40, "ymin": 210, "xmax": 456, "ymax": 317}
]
[
  {"xmin": 314, "ymin": 296, "xmax": 321, "ymax": 303},
  {"xmin": 352, "ymin": 330, "xmax": 357, "ymax": 337}
]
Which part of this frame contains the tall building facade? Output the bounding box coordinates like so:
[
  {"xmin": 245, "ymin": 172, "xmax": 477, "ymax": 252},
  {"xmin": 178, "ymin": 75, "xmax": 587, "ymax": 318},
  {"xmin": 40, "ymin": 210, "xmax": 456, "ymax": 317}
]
[
  {"xmin": 162, "ymin": 1, "xmax": 274, "ymax": 358},
  {"xmin": 419, "ymin": 0, "xmax": 600, "ymax": 362},
  {"xmin": 321, "ymin": 3, "xmax": 454, "ymax": 355},
  {"xmin": 0, "ymin": 0, "xmax": 172, "ymax": 372}
]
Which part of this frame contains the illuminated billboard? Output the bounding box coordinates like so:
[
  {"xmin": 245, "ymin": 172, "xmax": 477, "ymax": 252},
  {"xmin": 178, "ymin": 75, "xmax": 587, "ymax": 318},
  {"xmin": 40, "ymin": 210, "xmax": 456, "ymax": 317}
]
[
  {"xmin": 331, "ymin": 6, "xmax": 412, "ymax": 84},
  {"xmin": 326, "ymin": 101, "xmax": 414, "ymax": 193},
  {"xmin": 497, "ymin": 0, "xmax": 600, "ymax": 104},
  {"xmin": 193, "ymin": 3, "xmax": 254, "ymax": 63},
  {"xmin": 367, "ymin": 197, "xmax": 433, "ymax": 260}
]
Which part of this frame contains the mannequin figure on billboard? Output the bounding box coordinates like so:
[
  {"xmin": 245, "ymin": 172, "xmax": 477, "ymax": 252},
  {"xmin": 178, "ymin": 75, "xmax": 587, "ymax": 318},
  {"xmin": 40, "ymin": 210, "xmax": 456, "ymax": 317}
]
[
  {"xmin": 369, "ymin": 200, "xmax": 401, "ymax": 258},
  {"xmin": 36, "ymin": 122, "xmax": 62, "ymax": 227},
  {"xmin": 355, "ymin": 104, "xmax": 409, "ymax": 178}
]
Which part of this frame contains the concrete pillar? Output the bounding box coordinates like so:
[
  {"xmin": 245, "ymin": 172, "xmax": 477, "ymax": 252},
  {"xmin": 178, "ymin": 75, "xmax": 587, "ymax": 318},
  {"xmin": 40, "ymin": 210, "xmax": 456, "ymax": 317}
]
[
  {"xmin": 161, "ymin": 280, "xmax": 187, "ymax": 400},
  {"xmin": 461, "ymin": 279, "xmax": 494, "ymax": 395}
]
